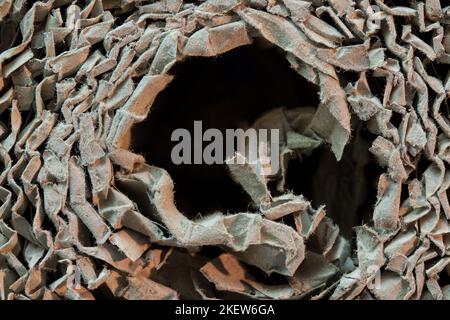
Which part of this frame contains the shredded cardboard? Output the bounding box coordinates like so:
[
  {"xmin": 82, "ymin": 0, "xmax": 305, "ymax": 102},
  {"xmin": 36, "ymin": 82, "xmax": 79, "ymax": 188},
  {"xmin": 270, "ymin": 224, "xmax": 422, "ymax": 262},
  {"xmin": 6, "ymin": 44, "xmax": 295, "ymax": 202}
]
[{"xmin": 0, "ymin": 0, "xmax": 449, "ymax": 300}]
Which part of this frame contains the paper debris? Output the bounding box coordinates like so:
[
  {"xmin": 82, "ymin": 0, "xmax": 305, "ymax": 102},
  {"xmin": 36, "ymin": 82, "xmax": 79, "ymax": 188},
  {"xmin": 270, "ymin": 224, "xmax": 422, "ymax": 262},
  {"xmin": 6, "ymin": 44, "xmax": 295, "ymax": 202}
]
[{"xmin": 0, "ymin": 0, "xmax": 448, "ymax": 300}]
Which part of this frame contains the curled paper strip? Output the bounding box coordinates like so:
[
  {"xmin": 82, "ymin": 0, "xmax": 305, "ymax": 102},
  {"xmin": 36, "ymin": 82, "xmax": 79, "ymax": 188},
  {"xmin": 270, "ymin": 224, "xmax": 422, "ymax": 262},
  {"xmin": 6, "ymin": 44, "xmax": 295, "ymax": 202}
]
[{"xmin": 0, "ymin": 0, "xmax": 449, "ymax": 300}]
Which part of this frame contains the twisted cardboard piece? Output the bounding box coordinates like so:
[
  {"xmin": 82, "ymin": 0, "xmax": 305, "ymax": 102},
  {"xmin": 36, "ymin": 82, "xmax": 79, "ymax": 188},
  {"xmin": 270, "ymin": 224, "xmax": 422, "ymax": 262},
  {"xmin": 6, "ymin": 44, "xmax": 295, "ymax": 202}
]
[{"xmin": 0, "ymin": 0, "xmax": 449, "ymax": 299}]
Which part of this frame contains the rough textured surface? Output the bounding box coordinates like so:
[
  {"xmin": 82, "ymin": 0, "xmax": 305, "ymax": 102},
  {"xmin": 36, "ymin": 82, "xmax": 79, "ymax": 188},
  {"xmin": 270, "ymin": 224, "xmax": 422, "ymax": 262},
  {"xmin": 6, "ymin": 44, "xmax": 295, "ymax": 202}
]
[{"xmin": 0, "ymin": 0, "xmax": 449, "ymax": 300}]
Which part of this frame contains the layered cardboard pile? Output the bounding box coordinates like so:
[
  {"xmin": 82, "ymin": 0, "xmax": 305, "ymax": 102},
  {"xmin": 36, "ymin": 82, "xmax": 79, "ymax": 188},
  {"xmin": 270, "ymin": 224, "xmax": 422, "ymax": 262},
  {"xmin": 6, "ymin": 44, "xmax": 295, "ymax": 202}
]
[{"xmin": 0, "ymin": 0, "xmax": 449, "ymax": 299}]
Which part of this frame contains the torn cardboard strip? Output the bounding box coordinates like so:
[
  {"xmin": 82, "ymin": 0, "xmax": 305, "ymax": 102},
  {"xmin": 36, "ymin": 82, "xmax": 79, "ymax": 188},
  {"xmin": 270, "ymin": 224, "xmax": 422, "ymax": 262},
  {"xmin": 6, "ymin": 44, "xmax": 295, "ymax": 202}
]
[{"xmin": 0, "ymin": 0, "xmax": 449, "ymax": 300}]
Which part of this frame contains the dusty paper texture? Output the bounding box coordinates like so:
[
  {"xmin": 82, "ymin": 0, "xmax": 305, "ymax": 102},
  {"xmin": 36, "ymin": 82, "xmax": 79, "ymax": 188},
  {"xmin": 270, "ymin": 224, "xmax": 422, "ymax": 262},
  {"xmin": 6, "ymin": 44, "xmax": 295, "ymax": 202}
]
[{"xmin": 0, "ymin": 0, "xmax": 449, "ymax": 300}]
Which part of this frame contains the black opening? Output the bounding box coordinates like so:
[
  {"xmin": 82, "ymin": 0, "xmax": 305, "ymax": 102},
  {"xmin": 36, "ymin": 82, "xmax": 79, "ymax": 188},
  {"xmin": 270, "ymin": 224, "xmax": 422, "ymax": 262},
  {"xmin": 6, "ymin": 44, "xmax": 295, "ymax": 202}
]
[
  {"xmin": 284, "ymin": 119, "xmax": 382, "ymax": 239},
  {"xmin": 131, "ymin": 42, "xmax": 320, "ymax": 218}
]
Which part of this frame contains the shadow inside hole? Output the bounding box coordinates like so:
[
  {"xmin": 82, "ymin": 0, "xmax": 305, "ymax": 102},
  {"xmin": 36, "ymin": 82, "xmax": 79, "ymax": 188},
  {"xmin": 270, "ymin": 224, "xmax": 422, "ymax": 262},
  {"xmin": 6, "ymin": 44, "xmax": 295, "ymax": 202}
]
[
  {"xmin": 284, "ymin": 119, "xmax": 382, "ymax": 240},
  {"xmin": 131, "ymin": 42, "xmax": 320, "ymax": 218}
]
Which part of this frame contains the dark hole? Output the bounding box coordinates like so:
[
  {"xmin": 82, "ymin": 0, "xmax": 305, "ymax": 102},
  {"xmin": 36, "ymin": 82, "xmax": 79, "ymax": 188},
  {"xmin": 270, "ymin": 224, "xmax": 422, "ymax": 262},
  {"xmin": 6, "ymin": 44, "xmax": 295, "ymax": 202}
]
[
  {"xmin": 414, "ymin": 153, "xmax": 432, "ymax": 181},
  {"xmin": 338, "ymin": 70, "xmax": 361, "ymax": 87},
  {"xmin": 365, "ymin": 70, "xmax": 386, "ymax": 101},
  {"xmin": 440, "ymin": 235, "xmax": 450, "ymax": 286},
  {"xmin": 0, "ymin": 19, "xmax": 21, "ymax": 53},
  {"xmin": 400, "ymin": 182, "xmax": 409, "ymax": 206},
  {"xmin": 390, "ymin": 111, "xmax": 403, "ymax": 128},
  {"xmin": 438, "ymin": 263, "xmax": 450, "ymax": 287},
  {"xmin": 91, "ymin": 284, "xmax": 119, "ymax": 300},
  {"xmin": 131, "ymin": 42, "xmax": 320, "ymax": 218},
  {"xmin": 284, "ymin": 119, "xmax": 382, "ymax": 240}
]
